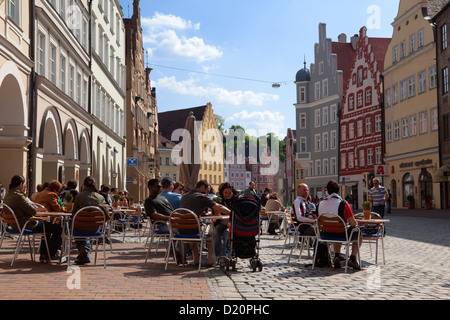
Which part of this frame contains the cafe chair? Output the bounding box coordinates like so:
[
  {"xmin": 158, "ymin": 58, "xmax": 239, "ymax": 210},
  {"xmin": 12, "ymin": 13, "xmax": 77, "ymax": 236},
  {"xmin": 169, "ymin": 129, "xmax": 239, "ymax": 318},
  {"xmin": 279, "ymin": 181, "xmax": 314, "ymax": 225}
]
[
  {"xmin": 0, "ymin": 203, "xmax": 51, "ymax": 266},
  {"xmin": 165, "ymin": 208, "xmax": 210, "ymax": 272},
  {"xmin": 288, "ymin": 222, "xmax": 317, "ymax": 263},
  {"xmin": 282, "ymin": 209, "xmax": 298, "ymax": 254},
  {"xmin": 354, "ymin": 212, "xmax": 385, "ymax": 265},
  {"xmin": 259, "ymin": 208, "xmax": 270, "ymax": 234},
  {"xmin": 31, "ymin": 203, "xmax": 48, "ymax": 213},
  {"xmin": 313, "ymin": 213, "xmax": 361, "ymax": 273},
  {"xmin": 68, "ymin": 206, "xmax": 107, "ymax": 269},
  {"xmin": 111, "ymin": 206, "xmax": 144, "ymax": 242},
  {"xmin": 144, "ymin": 219, "xmax": 170, "ymax": 263}
]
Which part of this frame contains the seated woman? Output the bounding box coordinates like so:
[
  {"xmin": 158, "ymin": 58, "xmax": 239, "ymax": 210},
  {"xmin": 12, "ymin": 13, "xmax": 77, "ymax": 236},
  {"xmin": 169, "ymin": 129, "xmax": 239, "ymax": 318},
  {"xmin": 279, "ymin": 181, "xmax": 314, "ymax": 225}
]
[
  {"xmin": 3, "ymin": 175, "xmax": 62, "ymax": 262},
  {"xmin": 265, "ymin": 192, "xmax": 286, "ymax": 235},
  {"xmin": 35, "ymin": 180, "xmax": 65, "ymax": 213},
  {"xmin": 215, "ymin": 182, "xmax": 236, "ymax": 257}
]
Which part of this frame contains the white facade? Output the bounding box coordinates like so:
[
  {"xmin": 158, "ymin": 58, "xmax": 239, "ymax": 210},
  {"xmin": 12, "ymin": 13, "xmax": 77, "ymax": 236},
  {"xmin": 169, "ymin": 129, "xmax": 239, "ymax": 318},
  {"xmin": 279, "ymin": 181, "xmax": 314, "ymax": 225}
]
[{"xmin": 91, "ymin": 0, "xmax": 126, "ymax": 189}]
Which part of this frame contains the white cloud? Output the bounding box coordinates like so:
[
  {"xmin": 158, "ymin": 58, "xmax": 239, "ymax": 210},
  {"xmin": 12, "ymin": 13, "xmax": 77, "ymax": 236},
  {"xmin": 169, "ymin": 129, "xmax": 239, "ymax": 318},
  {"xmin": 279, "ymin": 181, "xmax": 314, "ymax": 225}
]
[
  {"xmin": 141, "ymin": 12, "xmax": 222, "ymax": 63},
  {"xmin": 155, "ymin": 76, "xmax": 279, "ymax": 107},
  {"xmin": 225, "ymin": 110, "xmax": 286, "ymax": 135}
]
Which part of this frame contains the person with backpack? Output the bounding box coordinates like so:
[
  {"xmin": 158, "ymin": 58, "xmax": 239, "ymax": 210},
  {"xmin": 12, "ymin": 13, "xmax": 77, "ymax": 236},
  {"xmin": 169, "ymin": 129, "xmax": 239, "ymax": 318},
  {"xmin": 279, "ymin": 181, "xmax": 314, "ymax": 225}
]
[{"xmin": 317, "ymin": 180, "xmax": 362, "ymax": 270}]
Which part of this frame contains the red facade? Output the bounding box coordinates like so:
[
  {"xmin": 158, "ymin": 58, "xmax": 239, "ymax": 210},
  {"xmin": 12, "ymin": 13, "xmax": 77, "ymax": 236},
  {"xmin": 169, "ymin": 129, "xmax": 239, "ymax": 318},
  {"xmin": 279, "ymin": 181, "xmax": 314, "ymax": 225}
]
[{"xmin": 340, "ymin": 27, "xmax": 390, "ymax": 178}]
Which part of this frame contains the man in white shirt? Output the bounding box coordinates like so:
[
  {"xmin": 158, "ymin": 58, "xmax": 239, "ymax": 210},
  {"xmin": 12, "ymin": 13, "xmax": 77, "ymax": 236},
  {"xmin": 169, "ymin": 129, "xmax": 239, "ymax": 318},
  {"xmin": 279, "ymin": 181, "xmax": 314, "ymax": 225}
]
[{"xmin": 292, "ymin": 184, "xmax": 316, "ymax": 235}]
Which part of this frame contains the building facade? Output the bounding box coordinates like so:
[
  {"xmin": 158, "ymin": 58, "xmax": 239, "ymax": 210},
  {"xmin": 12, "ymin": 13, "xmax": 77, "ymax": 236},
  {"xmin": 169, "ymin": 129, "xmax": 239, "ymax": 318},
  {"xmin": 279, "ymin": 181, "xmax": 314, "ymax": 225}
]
[
  {"xmin": 158, "ymin": 103, "xmax": 224, "ymax": 192},
  {"xmin": 340, "ymin": 27, "xmax": 390, "ymax": 209},
  {"xmin": 0, "ymin": 0, "xmax": 34, "ymax": 188},
  {"xmin": 383, "ymin": 0, "xmax": 445, "ymax": 210},
  {"xmin": 433, "ymin": 2, "xmax": 450, "ymax": 209},
  {"xmin": 124, "ymin": 0, "xmax": 159, "ymax": 202},
  {"xmin": 158, "ymin": 134, "xmax": 178, "ymax": 183},
  {"xmin": 32, "ymin": 0, "xmax": 92, "ymax": 191},
  {"xmin": 91, "ymin": 0, "xmax": 127, "ymax": 191},
  {"xmin": 295, "ymin": 23, "xmax": 351, "ymax": 199}
]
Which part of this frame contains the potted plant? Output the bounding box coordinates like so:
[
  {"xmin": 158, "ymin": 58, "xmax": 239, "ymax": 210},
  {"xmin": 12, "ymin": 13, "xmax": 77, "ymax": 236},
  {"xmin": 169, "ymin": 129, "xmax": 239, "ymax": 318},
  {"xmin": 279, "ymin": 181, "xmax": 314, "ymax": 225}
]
[
  {"xmin": 407, "ymin": 195, "xmax": 415, "ymax": 210},
  {"xmin": 64, "ymin": 193, "xmax": 74, "ymax": 212},
  {"xmin": 424, "ymin": 194, "xmax": 433, "ymax": 210},
  {"xmin": 113, "ymin": 194, "xmax": 121, "ymax": 208},
  {"xmin": 362, "ymin": 201, "xmax": 372, "ymax": 220},
  {"xmin": 128, "ymin": 196, "xmax": 135, "ymax": 207}
]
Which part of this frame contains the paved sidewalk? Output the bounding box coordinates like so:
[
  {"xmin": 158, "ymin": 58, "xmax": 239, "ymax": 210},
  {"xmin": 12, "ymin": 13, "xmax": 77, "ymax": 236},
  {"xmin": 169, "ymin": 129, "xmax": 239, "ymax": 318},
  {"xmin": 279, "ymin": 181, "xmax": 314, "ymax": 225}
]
[{"xmin": 0, "ymin": 209, "xmax": 449, "ymax": 300}]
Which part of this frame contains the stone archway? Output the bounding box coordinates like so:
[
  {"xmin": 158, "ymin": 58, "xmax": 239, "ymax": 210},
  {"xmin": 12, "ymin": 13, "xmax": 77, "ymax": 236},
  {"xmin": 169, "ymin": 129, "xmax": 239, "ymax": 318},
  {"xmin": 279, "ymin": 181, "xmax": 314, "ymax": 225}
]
[
  {"xmin": 40, "ymin": 108, "xmax": 64, "ymax": 183},
  {"xmin": 0, "ymin": 61, "xmax": 30, "ymax": 186}
]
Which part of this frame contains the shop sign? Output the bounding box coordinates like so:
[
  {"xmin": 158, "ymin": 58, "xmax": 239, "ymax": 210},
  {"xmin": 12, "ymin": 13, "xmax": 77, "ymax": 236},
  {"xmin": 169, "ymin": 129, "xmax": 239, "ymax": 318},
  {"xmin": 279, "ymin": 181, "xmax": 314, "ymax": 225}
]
[{"xmin": 399, "ymin": 159, "xmax": 433, "ymax": 169}]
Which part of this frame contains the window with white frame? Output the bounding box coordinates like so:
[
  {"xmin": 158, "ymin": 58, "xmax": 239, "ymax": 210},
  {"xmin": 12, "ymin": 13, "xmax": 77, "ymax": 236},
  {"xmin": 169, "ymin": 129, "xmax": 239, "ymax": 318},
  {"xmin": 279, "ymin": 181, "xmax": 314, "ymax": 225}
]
[
  {"xmin": 408, "ymin": 76, "xmax": 416, "ymax": 97},
  {"xmin": 323, "ymin": 132, "xmax": 329, "ymax": 151},
  {"xmin": 349, "ymin": 122, "xmax": 355, "ymax": 139},
  {"xmin": 393, "ymin": 84, "xmax": 399, "ymax": 104},
  {"xmin": 348, "ymin": 152, "xmax": 354, "ymax": 169},
  {"xmin": 394, "ymin": 121, "xmax": 400, "ymax": 140},
  {"xmin": 322, "ymin": 107, "xmax": 329, "ymax": 125},
  {"xmin": 299, "ymin": 113, "xmax": 307, "ymax": 129},
  {"xmin": 419, "ymin": 71, "xmax": 426, "ymax": 94},
  {"xmin": 330, "ymin": 104, "xmax": 337, "ymax": 123},
  {"xmin": 402, "ymin": 118, "xmax": 409, "ymax": 138},
  {"xmin": 330, "ymin": 158, "xmax": 336, "ymax": 175},
  {"xmin": 341, "ymin": 125, "xmax": 347, "ymax": 141},
  {"xmin": 431, "ymin": 108, "xmax": 438, "ymax": 131},
  {"xmin": 409, "ymin": 34, "xmax": 416, "ymax": 53},
  {"xmin": 401, "ymin": 80, "xmax": 407, "ymax": 100},
  {"xmin": 442, "ymin": 24, "xmax": 447, "ymax": 50},
  {"xmin": 393, "ymin": 46, "xmax": 398, "ymax": 63},
  {"xmin": 50, "ymin": 43, "xmax": 57, "ymax": 85},
  {"xmin": 322, "ymin": 79, "xmax": 328, "ymax": 98},
  {"xmin": 359, "ymin": 149, "xmax": 365, "ymax": 167},
  {"xmin": 375, "ymin": 115, "xmax": 382, "ymax": 132},
  {"xmin": 410, "ymin": 114, "xmax": 417, "ymax": 136},
  {"xmin": 8, "ymin": 0, "xmax": 21, "ymax": 26},
  {"xmin": 315, "ymin": 160, "xmax": 321, "ymax": 176},
  {"xmin": 419, "ymin": 111, "xmax": 428, "ymax": 134},
  {"xmin": 375, "ymin": 147, "xmax": 382, "ymax": 164},
  {"xmin": 315, "ymin": 134, "xmax": 321, "ymax": 152},
  {"xmin": 331, "ymin": 130, "xmax": 337, "ymax": 149},
  {"xmin": 37, "ymin": 32, "xmax": 46, "ymax": 76},
  {"xmin": 300, "ymin": 137, "xmax": 307, "ymax": 153},
  {"xmin": 341, "ymin": 153, "xmax": 346, "ymax": 170},
  {"xmin": 357, "ymin": 120, "xmax": 363, "ymax": 137},
  {"xmin": 69, "ymin": 64, "xmax": 75, "ymax": 99},
  {"xmin": 385, "ymin": 88, "xmax": 391, "ymax": 107},
  {"xmin": 418, "ymin": 29, "xmax": 424, "ymax": 48},
  {"xmin": 315, "ymin": 109, "xmax": 321, "ymax": 127},
  {"xmin": 400, "ymin": 40, "xmax": 406, "ymax": 58},
  {"xmin": 386, "ymin": 124, "xmax": 392, "ymax": 142},
  {"xmin": 367, "ymin": 148, "xmax": 373, "ymax": 166},
  {"xmin": 315, "ymin": 82, "xmax": 321, "ymax": 100},
  {"xmin": 299, "ymin": 87, "xmax": 306, "ymax": 103},
  {"xmin": 430, "ymin": 66, "xmax": 437, "ymax": 89},
  {"xmin": 366, "ymin": 117, "xmax": 372, "ymax": 135},
  {"xmin": 60, "ymin": 52, "xmax": 67, "ymax": 93},
  {"xmin": 323, "ymin": 159, "xmax": 329, "ymax": 176},
  {"xmin": 443, "ymin": 67, "xmax": 449, "ymax": 94}
]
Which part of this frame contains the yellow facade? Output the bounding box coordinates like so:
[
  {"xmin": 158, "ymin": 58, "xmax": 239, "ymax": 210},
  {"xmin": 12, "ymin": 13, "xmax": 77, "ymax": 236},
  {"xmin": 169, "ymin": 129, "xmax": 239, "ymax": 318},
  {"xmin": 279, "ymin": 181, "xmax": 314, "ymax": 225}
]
[
  {"xmin": 383, "ymin": 0, "xmax": 441, "ymax": 209},
  {"xmin": 198, "ymin": 103, "xmax": 224, "ymax": 193}
]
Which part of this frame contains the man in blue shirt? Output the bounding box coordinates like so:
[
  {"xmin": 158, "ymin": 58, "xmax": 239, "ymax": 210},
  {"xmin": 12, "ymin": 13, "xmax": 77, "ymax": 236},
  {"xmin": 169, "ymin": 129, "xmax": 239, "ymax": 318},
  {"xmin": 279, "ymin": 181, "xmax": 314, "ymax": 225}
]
[
  {"xmin": 159, "ymin": 177, "xmax": 182, "ymax": 210},
  {"xmin": 368, "ymin": 178, "xmax": 389, "ymax": 218}
]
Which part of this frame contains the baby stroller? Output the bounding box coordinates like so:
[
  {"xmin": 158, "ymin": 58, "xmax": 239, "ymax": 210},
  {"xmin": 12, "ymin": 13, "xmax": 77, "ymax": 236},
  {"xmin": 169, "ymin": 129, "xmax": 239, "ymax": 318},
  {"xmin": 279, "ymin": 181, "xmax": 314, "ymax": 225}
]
[{"xmin": 218, "ymin": 197, "xmax": 263, "ymax": 272}]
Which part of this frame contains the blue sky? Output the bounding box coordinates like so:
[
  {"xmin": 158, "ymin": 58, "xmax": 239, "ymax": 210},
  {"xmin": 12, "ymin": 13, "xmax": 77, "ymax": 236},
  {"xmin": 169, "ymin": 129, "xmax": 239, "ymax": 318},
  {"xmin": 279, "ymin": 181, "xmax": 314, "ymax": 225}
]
[{"xmin": 119, "ymin": 0, "xmax": 400, "ymax": 139}]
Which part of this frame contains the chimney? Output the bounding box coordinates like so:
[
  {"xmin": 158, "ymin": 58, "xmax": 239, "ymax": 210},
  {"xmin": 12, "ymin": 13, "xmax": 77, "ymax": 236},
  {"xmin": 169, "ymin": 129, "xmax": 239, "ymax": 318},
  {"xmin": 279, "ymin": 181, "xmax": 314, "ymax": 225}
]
[
  {"xmin": 351, "ymin": 34, "xmax": 359, "ymax": 50},
  {"xmin": 338, "ymin": 33, "xmax": 347, "ymax": 43}
]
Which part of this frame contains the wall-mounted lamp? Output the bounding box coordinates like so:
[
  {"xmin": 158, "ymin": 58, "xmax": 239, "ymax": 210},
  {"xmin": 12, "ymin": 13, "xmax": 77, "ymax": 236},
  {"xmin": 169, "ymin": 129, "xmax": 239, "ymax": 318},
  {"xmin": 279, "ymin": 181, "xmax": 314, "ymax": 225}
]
[
  {"xmin": 147, "ymin": 112, "xmax": 154, "ymax": 118},
  {"xmin": 135, "ymin": 96, "xmax": 144, "ymax": 104}
]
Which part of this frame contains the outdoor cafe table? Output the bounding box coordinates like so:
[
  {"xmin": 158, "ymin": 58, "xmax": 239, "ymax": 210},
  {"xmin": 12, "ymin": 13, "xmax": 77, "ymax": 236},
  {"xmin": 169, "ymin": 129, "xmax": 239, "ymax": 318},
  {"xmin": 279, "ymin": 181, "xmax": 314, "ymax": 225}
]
[
  {"xmin": 35, "ymin": 212, "xmax": 72, "ymax": 264},
  {"xmin": 355, "ymin": 218, "xmax": 389, "ymax": 265}
]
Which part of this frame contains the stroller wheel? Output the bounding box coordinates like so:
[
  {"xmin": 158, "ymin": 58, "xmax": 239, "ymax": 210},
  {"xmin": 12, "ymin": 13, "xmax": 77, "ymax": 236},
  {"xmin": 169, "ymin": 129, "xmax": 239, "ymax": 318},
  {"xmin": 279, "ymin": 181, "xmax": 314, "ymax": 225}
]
[
  {"xmin": 218, "ymin": 257, "xmax": 229, "ymax": 270},
  {"xmin": 231, "ymin": 261, "xmax": 237, "ymax": 271},
  {"xmin": 250, "ymin": 259, "xmax": 258, "ymax": 272},
  {"xmin": 258, "ymin": 261, "xmax": 263, "ymax": 272}
]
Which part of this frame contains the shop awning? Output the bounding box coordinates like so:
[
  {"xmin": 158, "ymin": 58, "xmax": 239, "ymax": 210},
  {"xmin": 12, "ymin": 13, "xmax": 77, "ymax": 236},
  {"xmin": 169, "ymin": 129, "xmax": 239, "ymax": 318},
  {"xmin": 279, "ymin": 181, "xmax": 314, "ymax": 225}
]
[{"xmin": 434, "ymin": 165, "xmax": 450, "ymax": 182}]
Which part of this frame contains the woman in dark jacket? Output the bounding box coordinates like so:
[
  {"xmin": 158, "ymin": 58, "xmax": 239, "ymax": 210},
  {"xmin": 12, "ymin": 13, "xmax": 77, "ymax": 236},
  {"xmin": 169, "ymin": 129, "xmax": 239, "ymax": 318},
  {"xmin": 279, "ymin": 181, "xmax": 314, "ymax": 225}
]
[{"xmin": 214, "ymin": 182, "xmax": 237, "ymax": 257}]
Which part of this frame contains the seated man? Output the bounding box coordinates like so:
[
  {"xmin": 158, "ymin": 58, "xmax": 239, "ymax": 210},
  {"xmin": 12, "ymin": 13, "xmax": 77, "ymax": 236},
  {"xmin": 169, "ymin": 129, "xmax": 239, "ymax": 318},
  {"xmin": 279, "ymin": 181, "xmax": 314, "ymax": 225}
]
[
  {"xmin": 179, "ymin": 180, "xmax": 231, "ymax": 266},
  {"xmin": 3, "ymin": 175, "xmax": 62, "ymax": 262},
  {"xmin": 317, "ymin": 180, "xmax": 362, "ymax": 270},
  {"xmin": 144, "ymin": 179, "xmax": 173, "ymax": 233},
  {"xmin": 71, "ymin": 176, "xmax": 110, "ymax": 265},
  {"xmin": 159, "ymin": 177, "xmax": 182, "ymax": 210}
]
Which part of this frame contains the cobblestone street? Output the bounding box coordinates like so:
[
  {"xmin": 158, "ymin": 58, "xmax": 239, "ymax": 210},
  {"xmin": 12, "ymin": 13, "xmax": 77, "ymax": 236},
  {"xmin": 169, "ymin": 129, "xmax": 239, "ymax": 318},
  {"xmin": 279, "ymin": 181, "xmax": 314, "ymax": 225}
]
[
  {"xmin": 206, "ymin": 211, "xmax": 450, "ymax": 300},
  {"xmin": 0, "ymin": 210, "xmax": 449, "ymax": 301}
]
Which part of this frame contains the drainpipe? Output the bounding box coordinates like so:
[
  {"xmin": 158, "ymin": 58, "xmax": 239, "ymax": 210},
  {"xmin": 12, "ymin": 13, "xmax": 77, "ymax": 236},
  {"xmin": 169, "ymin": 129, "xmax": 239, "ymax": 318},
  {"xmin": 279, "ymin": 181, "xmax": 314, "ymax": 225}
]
[{"xmin": 28, "ymin": 0, "xmax": 37, "ymax": 196}]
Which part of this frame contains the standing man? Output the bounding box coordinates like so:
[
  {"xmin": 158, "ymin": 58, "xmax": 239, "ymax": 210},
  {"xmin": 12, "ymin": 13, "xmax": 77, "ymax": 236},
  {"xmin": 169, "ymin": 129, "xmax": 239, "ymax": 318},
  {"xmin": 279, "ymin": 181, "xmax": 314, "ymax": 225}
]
[
  {"xmin": 368, "ymin": 178, "xmax": 389, "ymax": 218},
  {"xmin": 243, "ymin": 181, "xmax": 260, "ymax": 204},
  {"xmin": 292, "ymin": 183, "xmax": 316, "ymax": 235}
]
